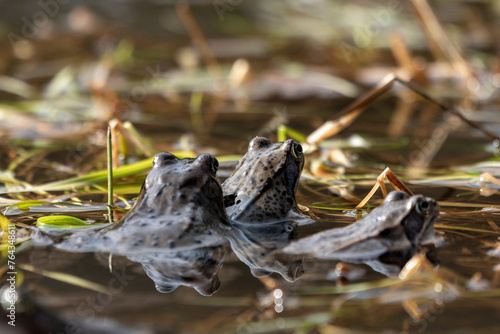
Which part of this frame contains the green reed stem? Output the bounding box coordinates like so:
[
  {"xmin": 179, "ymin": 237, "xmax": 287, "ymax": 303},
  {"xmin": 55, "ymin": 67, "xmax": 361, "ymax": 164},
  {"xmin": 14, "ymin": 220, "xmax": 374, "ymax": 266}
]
[{"xmin": 107, "ymin": 128, "xmax": 114, "ymax": 210}]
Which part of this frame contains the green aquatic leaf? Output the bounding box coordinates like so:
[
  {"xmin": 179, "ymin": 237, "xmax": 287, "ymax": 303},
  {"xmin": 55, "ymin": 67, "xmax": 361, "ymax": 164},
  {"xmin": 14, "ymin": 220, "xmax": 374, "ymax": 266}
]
[
  {"xmin": 36, "ymin": 215, "xmax": 110, "ymax": 232},
  {"xmin": 37, "ymin": 215, "xmax": 90, "ymax": 226}
]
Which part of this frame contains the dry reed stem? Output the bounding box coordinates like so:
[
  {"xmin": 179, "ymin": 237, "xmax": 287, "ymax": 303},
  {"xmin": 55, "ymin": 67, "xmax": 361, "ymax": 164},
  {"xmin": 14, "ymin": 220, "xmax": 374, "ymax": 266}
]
[
  {"xmin": 307, "ymin": 73, "xmax": 499, "ymax": 145},
  {"xmin": 176, "ymin": 2, "xmax": 224, "ymax": 84},
  {"xmin": 410, "ymin": 0, "xmax": 475, "ymax": 81}
]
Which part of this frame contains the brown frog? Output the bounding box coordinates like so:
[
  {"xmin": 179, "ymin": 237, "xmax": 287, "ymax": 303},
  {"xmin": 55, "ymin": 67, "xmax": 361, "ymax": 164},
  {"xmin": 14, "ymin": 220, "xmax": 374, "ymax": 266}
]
[
  {"xmin": 55, "ymin": 152, "xmax": 230, "ymax": 254},
  {"xmin": 222, "ymin": 137, "xmax": 310, "ymax": 224},
  {"xmin": 283, "ymin": 191, "xmax": 439, "ymax": 261},
  {"xmin": 46, "ymin": 152, "xmax": 230, "ymax": 295},
  {"xmin": 221, "ymin": 137, "xmax": 309, "ymax": 280}
]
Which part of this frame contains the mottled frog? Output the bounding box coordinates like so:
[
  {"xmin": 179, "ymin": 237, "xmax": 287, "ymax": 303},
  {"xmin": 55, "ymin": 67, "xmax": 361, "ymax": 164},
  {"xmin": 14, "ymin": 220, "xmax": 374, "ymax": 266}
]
[
  {"xmin": 283, "ymin": 191, "xmax": 439, "ymax": 261},
  {"xmin": 55, "ymin": 152, "xmax": 230, "ymax": 254},
  {"xmin": 222, "ymin": 137, "xmax": 310, "ymax": 224}
]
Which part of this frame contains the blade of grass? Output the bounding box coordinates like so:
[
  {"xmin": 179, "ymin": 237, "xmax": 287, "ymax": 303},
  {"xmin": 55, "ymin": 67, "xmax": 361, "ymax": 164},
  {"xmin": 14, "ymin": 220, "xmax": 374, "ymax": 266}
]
[
  {"xmin": 277, "ymin": 125, "xmax": 307, "ymax": 142},
  {"xmin": 9, "ymin": 200, "xmax": 49, "ymax": 212},
  {"xmin": 0, "ymin": 153, "xmax": 178, "ymax": 194},
  {"xmin": 107, "ymin": 127, "xmax": 114, "ymax": 223},
  {"xmin": 18, "ymin": 263, "xmax": 110, "ymax": 294},
  {"xmin": 107, "ymin": 127, "xmax": 113, "ymax": 208},
  {"xmin": 0, "ymin": 152, "xmax": 238, "ymax": 195}
]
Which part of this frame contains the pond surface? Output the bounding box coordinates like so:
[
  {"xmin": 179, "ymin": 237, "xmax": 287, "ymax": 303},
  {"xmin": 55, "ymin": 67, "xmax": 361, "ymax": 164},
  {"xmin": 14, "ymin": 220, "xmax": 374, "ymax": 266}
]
[
  {"xmin": 1, "ymin": 1, "xmax": 500, "ymax": 333},
  {"xmin": 3, "ymin": 130, "xmax": 500, "ymax": 334}
]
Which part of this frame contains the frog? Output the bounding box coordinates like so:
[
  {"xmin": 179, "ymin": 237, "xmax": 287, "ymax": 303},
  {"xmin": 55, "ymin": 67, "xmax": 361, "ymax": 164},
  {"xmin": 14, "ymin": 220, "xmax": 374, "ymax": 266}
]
[
  {"xmin": 54, "ymin": 152, "xmax": 231, "ymax": 254},
  {"xmin": 43, "ymin": 152, "xmax": 231, "ymax": 295},
  {"xmin": 222, "ymin": 137, "xmax": 310, "ymax": 224},
  {"xmin": 220, "ymin": 137, "xmax": 310, "ymax": 279},
  {"xmin": 283, "ymin": 191, "xmax": 439, "ymax": 261}
]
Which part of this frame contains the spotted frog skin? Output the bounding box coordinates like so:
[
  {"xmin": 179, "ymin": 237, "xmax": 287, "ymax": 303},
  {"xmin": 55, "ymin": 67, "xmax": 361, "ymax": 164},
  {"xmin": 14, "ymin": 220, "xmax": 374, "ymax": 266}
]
[
  {"xmin": 222, "ymin": 137, "xmax": 308, "ymax": 224},
  {"xmin": 55, "ymin": 152, "xmax": 230, "ymax": 254},
  {"xmin": 283, "ymin": 191, "xmax": 439, "ymax": 261}
]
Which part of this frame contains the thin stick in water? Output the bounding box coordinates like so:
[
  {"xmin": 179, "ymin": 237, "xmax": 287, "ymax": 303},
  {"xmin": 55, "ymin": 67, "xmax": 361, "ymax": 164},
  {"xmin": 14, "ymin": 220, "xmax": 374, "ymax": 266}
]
[{"xmin": 107, "ymin": 127, "xmax": 114, "ymax": 210}]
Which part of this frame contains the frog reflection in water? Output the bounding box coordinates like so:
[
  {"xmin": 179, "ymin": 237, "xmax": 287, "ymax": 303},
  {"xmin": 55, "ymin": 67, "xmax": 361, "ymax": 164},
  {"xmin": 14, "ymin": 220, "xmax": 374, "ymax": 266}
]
[
  {"xmin": 55, "ymin": 152, "xmax": 230, "ymax": 296},
  {"xmin": 221, "ymin": 137, "xmax": 311, "ymax": 280},
  {"xmin": 283, "ymin": 191, "xmax": 439, "ymax": 274}
]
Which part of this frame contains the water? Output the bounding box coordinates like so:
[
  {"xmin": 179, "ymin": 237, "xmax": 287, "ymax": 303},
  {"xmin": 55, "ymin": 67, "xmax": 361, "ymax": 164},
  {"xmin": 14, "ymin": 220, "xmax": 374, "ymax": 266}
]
[
  {"xmin": 2, "ymin": 0, "xmax": 500, "ymax": 333},
  {"xmin": 4, "ymin": 147, "xmax": 500, "ymax": 333}
]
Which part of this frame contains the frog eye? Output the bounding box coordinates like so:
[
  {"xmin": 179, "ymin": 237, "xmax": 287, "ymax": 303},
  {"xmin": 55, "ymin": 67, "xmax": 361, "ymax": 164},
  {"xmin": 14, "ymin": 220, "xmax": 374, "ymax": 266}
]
[
  {"xmin": 211, "ymin": 157, "xmax": 219, "ymax": 173},
  {"xmin": 154, "ymin": 152, "xmax": 178, "ymax": 167},
  {"xmin": 416, "ymin": 199, "xmax": 431, "ymax": 215},
  {"xmin": 249, "ymin": 137, "xmax": 271, "ymax": 150},
  {"xmin": 291, "ymin": 142, "xmax": 303, "ymax": 160}
]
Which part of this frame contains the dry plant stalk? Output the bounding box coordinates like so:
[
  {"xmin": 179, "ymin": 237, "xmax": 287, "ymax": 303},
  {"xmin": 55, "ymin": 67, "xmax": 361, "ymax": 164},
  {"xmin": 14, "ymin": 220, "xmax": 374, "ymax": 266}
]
[
  {"xmin": 307, "ymin": 73, "xmax": 397, "ymax": 144},
  {"xmin": 389, "ymin": 33, "xmax": 418, "ymax": 80},
  {"xmin": 109, "ymin": 119, "xmax": 121, "ymax": 169},
  {"xmin": 108, "ymin": 119, "xmax": 156, "ymax": 167},
  {"xmin": 176, "ymin": 2, "xmax": 223, "ymax": 83},
  {"xmin": 307, "ymin": 74, "xmax": 499, "ymax": 145},
  {"xmin": 176, "ymin": 2, "xmax": 230, "ymax": 131},
  {"xmin": 355, "ymin": 167, "xmax": 414, "ymax": 210},
  {"xmin": 410, "ymin": 0, "xmax": 475, "ymax": 81},
  {"xmin": 388, "ymin": 33, "xmax": 420, "ymax": 138}
]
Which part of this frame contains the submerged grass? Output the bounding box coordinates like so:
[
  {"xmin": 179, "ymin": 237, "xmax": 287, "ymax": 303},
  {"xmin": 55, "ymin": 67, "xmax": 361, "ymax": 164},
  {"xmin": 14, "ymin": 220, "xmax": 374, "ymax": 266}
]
[{"xmin": 17, "ymin": 263, "xmax": 109, "ymax": 294}]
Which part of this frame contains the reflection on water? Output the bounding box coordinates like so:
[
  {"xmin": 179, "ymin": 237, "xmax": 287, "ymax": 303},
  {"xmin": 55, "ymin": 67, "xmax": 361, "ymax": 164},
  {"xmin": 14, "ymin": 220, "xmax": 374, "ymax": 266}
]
[
  {"xmin": 128, "ymin": 246, "xmax": 224, "ymax": 296},
  {"xmin": 225, "ymin": 221, "xmax": 303, "ymax": 282},
  {"xmin": 4, "ymin": 178, "xmax": 500, "ymax": 333}
]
